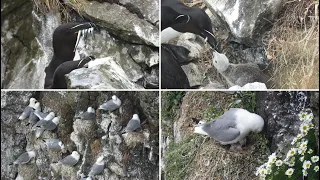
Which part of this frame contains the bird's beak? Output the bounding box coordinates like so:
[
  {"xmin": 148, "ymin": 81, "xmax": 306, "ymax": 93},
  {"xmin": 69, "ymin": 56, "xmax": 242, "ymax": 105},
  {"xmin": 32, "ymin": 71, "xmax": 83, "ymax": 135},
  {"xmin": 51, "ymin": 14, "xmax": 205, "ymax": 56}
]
[{"xmin": 202, "ymin": 30, "xmax": 222, "ymax": 53}]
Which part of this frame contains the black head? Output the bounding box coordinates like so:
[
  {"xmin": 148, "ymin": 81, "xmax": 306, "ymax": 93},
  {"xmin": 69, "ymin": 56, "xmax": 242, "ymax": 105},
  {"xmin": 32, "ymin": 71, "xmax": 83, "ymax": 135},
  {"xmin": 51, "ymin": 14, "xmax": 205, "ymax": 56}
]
[
  {"xmin": 52, "ymin": 22, "xmax": 96, "ymax": 60},
  {"xmin": 170, "ymin": 7, "xmax": 221, "ymax": 52},
  {"xmin": 161, "ymin": 6, "xmax": 190, "ymax": 31}
]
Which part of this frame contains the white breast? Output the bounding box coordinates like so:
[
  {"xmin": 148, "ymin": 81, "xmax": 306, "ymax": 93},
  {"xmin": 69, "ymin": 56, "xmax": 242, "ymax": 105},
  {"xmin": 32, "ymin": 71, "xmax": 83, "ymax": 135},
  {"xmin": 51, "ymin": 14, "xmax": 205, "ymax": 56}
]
[{"xmin": 161, "ymin": 27, "xmax": 183, "ymax": 43}]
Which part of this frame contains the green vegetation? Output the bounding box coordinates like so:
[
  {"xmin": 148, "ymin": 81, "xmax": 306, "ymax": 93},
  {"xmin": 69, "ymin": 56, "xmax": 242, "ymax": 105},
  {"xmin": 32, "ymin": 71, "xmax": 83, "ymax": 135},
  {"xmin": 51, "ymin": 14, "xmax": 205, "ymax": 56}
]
[
  {"xmin": 164, "ymin": 134, "xmax": 205, "ymax": 180},
  {"xmin": 202, "ymin": 91, "xmax": 257, "ymax": 122},
  {"xmin": 161, "ymin": 91, "xmax": 185, "ymax": 138}
]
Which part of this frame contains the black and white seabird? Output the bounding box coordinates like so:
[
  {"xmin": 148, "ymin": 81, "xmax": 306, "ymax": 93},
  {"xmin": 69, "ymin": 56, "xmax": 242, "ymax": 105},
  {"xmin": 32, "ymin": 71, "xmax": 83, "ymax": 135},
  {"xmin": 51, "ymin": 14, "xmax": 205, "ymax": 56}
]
[
  {"xmin": 48, "ymin": 56, "xmax": 95, "ymax": 89},
  {"xmin": 161, "ymin": 0, "xmax": 220, "ymax": 51}
]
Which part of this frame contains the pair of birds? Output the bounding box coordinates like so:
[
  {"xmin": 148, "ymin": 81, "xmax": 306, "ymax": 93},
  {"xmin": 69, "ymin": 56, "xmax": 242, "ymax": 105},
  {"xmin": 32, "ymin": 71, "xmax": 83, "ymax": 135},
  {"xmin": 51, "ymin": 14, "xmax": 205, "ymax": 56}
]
[
  {"xmin": 98, "ymin": 95, "xmax": 141, "ymax": 132},
  {"xmin": 56, "ymin": 151, "xmax": 105, "ymax": 177},
  {"xmin": 161, "ymin": 0, "xmax": 221, "ymax": 89},
  {"xmin": 45, "ymin": 22, "xmax": 97, "ymax": 89},
  {"xmin": 193, "ymin": 108, "xmax": 265, "ymax": 150}
]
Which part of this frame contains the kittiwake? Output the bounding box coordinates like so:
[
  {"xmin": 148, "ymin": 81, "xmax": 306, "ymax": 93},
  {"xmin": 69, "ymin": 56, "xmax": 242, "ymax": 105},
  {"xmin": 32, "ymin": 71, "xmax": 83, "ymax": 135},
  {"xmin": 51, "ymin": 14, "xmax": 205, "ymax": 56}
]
[
  {"xmin": 28, "ymin": 102, "xmax": 41, "ymax": 125},
  {"xmin": 99, "ymin": 95, "xmax": 121, "ymax": 111},
  {"xmin": 40, "ymin": 116, "xmax": 60, "ymax": 130},
  {"xmin": 58, "ymin": 151, "xmax": 80, "ymax": 166},
  {"xmin": 33, "ymin": 112, "xmax": 55, "ymax": 127},
  {"xmin": 18, "ymin": 98, "xmax": 37, "ymax": 120},
  {"xmin": 194, "ymin": 108, "xmax": 264, "ymax": 149},
  {"xmin": 13, "ymin": 151, "xmax": 36, "ymax": 165},
  {"xmin": 125, "ymin": 114, "xmax": 141, "ymax": 132},
  {"xmin": 43, "ymin": 139, "xmax": 65, "ymax": 151},
  {"xmin": 88, "ymin": 156, "xmax": 105, "ymax": 176},
  {"xmin": 78, "ymin": 107, "xmax": 96, "ymax": 121},
  {"xmin": 212, "ymin": 51, "xmax": 269, "ymax": 88}
]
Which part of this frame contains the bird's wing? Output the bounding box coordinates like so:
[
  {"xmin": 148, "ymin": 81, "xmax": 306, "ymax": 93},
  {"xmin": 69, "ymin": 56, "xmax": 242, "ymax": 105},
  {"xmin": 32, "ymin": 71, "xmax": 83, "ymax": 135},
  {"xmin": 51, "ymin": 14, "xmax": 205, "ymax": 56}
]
[
  {"xmin": 81, "ymin": 112, "xmax": 95, "ymax": 121},
  {"xmin": 59, "ymin": 155, "xmax": 78, "ymax": 166},
  {"xmin": 125, "ymin": 119, "xmax": 140, "ymax": 132},
  {"xmin": 19, "ymin": 106, "xmax": 33, "ymax": 119},
  {"xmin": 212, "ymin": 127, "xmax": 240, "ymax": 142},
  {"xmin": 28, "ymin": 112, "xmax": 39, "ymax": 125},
  {"xmin": 14, "ymin": 152, "xmax": 31, "ymax": 164},
  {"xmin": 88, "ymin": 164, "xmax": 104, "ymax": 176},
  {"xmin": 42, "ymin": 121, "xmax": 57, "ymax": 130},
  {"xmin": 100, "ymin": 101, "xmax": 118, "ymax": 111}
]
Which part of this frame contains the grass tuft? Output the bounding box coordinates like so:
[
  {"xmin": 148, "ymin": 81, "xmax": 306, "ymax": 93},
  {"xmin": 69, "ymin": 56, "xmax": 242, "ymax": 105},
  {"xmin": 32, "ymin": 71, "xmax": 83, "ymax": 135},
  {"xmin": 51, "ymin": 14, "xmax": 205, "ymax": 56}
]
[{"xmin": 265, "ymin": 0, "xmax": 319, "ymax": 89}]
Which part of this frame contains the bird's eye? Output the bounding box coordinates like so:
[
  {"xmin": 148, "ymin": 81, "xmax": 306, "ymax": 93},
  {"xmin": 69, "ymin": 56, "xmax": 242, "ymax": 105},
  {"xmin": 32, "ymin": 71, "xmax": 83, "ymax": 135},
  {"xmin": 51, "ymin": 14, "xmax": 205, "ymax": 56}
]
[{"xmin": 215, "ymin": 60, "xmax": 217, "ymax": 63}]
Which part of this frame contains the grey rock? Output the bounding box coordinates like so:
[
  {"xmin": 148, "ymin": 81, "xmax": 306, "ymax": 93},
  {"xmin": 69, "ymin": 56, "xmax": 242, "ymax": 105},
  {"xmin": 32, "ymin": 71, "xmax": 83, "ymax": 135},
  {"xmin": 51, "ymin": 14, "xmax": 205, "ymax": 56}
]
[
  {"xmin": 181, "ymin": 63, "xmax": 204, "ymax": 87},
  {"xmin": 119, "ymin": 0, "xmax": 159, "ymax": 24},
  {"xmin": 66, "ymin": 57, "xmax": 144, "ymax": 89},
  {"xmin": 205, "ymin": 0, "xmax": 284, "ymax": 45},
  {"xmin": 256, "ymin": 91, "xmax": 313, "ymax": 153},
  {"xmin": 68, "ymin": 1, "xmax": 159, "ymax": 46}
]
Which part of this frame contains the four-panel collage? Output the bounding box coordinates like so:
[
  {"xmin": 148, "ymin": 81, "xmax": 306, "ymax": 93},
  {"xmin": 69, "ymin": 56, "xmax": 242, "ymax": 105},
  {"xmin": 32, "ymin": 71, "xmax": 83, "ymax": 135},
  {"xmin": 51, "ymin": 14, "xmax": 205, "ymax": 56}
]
[{"xmin": 1, "ymin": 0, "xmax": 319, "ymax": 180}]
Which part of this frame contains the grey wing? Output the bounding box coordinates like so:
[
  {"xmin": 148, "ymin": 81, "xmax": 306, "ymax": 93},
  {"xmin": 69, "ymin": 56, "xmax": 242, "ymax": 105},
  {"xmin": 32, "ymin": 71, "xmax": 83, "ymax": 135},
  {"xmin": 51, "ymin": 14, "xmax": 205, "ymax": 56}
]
[
  {"xmin": 59, "ymin": 155, "xmax": 78, "ymax": 166},
  {"xmin": 125, "ymin": 119, "xmax": 140, "ymax": 132},
  {"xmin": 209, "ymin": 109, "xmax": 239, "ymax": 132},
  {"xmin": 34, "ymin": 120, "xmax": 47, "ymax": 127},
  {"xmin": 81, "ymin": 112, "xmax": 95, "ymax": 121},
  {"xmin": 42, "ymin": 121, "xmax": 57, "ymax": 130},
  {"xmin": 14, "ymin": 152, "xmax": 31, "ymax": 164},
  {"xmin": 28, "ymin": 112, "xmax": 39, "ymax": 125},
  {"xmin": 100, "ymin": 101, "xmax": 118, "ymax": 111},
  {"xmin": 88, "ymin": 164, "xmax": 104, "ymax": 176},
  {"xmin": 20, "ymin": 107, "xmax": 33, "ymax": 120},
  {"xmin": 213, "ymin": 127, "xmax": 240, "ymax": 142},
  {"xmin": 45, "ymin": 140, "xmax": 61, "ymax": 150}
]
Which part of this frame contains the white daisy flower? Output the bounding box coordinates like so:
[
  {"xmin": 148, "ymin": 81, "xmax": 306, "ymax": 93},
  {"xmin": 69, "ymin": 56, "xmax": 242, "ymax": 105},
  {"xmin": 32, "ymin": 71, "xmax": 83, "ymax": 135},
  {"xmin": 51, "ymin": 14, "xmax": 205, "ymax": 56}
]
[
  {"xmin": 300, "ymin": 140, "xmax": 308, "ymax": 149},
  {"xmin": 286, "ymin": 148, "xmax": 297, "ymax": 158},
  {"xmin": 266, "ymin": 168, "xmax": 272, "ymax": 175},
  {"xmin": 275, "ymin": 160, "xmax": 283, "ymax": 167},
  {"xmin": 299, "ymin": 112, "xmax": 307, "ymax": 121},
  {"xmin": 259, "ymin": 175, "xmax": 266, "ymax": 180},
  {"xmin": 306, "ymin": 113, "xmax": 314, "ymax": 122},
  {"xmin": 285, "ymin": 168, "xmax": 294, "ymax": 176},
  {"xmin": 302, "ymin": 169, "xmax": 308, "ymax": 176},
  {"xmin": 259, "ymin": 168, "xmax": 266, "ymax": 175},
  {"xmin": 311, "ymin": 156, "xmax": 319, "ymax": 163},
  {"xmin": 300, "ymin": 123, "xmax": 309, "ymax": 132},
  {"xmin": 301, "ymin": 130, "xmax": 308, "ymax": 136},
  {"xmin": 298, "ymin": 148, "xmax": 306, "ymax": 155},
  {"xmin": 308, "ymin": 123, "xmax": 314, "ymax": 129},
  {"xmin": 303, "ymin": 160, "xmax": 312, "ymax": 169},
  {"xmin": 268, "ymin": 152, "xmax": 277, "ymax": 163},
  {"xmin": 297, "ymin": 134, "xmax": 303, "ymax": 139},
  {"xmin": 307, "ymin": 149, "xmax": 313, "ymax": 154},
  {"xmin": 288, "ymin": 161, "xmax": 295, "ymax": 167},
  {"xmin": 314, "ymin": 166, "xmax": 319, "ymax": 172}
]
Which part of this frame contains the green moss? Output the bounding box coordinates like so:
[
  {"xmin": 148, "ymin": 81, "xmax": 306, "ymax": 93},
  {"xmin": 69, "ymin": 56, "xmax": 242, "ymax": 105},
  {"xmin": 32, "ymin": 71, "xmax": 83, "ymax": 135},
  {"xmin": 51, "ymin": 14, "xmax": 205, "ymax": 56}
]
[
  {"xmin": 161, "ymin": 91, "xmax": 185, "ymax": 138},
  {"xmin": 164, "ymin": 134, "xmax": 204, "ymax": 180}
]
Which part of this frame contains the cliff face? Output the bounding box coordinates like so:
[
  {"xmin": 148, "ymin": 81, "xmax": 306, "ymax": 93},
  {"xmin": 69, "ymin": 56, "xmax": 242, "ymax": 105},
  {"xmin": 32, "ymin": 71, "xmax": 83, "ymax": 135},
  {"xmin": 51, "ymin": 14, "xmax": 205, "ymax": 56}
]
[{"xmin": 1, "ymin": 91, "xmax": 159, "ymax": 179}]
